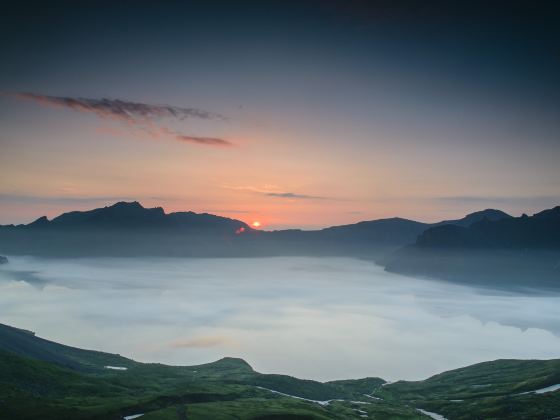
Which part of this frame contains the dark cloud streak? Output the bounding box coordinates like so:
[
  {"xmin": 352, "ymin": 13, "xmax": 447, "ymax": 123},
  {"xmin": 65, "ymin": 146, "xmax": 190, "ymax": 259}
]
[
  {"xmin": 14, "ymin": 93, "xmax": 227, "ymax": 122},
  {"xmin": 176, "ymin": 134, "xmax": 232, "ymax": 147},
  {"xmin": 265, "ymin": 192, "xmax": 327, "ymax": 200},
  {"xmin": 11, "ymin": 92, "xmax": 233, "ymax": 147}
]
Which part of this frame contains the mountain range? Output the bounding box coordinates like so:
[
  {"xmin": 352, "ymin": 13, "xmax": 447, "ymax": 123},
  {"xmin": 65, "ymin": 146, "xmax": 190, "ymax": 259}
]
[
  {"xmin": 385, "ymin": 207, "xmax": 560, "ymax": 291},
  {"xmin": 12, "ymin": 201, "xmax": 250, "ymax": 233},
  {"xmin": 0, "ymin": 201, "xmax": 558, "ymax": 289},
  {"xmin": 0, "ymin": 201, "xmax": 513, "ymax": 256}
]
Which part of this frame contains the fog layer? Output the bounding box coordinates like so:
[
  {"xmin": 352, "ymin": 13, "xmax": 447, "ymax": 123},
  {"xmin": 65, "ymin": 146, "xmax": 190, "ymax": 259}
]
[{"xmin": 1, "ymin": 256, "xmax": 559, "ymax": 381}]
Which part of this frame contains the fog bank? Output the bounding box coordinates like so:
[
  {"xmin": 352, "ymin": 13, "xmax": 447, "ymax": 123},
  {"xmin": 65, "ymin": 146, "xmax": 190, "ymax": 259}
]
[{"xmin": 1, "ymin": 256, "xmax": 559, "ymax": 381}]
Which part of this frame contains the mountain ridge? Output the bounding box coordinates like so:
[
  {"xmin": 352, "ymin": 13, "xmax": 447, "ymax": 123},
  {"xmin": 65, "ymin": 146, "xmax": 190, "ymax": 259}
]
[
  {"xmin": 19, "ymin": 201, "xmax": 251, "ymax": 233},
  {"xmin": 0, "ymin": 202, "xmax": 534, "ymax": 260},
  {"xmin": 3, "ymin": 201, "xmax": 512, "ymax": 233},
  {"xmin": 385, "ymin": 207, "xmax": 560, "ymax": 290}
]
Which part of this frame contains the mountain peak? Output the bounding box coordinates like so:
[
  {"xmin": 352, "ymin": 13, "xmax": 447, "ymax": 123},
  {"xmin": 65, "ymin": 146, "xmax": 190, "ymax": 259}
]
[
  {"xmin": 103, "ymin": 201, "xmax": 165, "ymax": 215},
  {"xmin": 467, "ymin": 208, "xmax": 507, "ymax": 215},
  {"xmin": 27, "ymin": 215, "xmax": 49, "ymax": 227},
  {"xmin": 108, "ymin": 201, "xmax": 144, "ymax": 210},
  {"xmin": 463, "ymin": 209, "xmax": 512, "ymax": 220},
  {"xmin": 437, "ymin": 208, "xmax": 512, "ymax": 227}
]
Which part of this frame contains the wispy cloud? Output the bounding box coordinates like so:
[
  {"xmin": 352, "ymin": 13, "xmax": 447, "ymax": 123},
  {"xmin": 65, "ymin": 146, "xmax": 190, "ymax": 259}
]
[
  {"xmin": 223, "ymin": 184, "xmax": 329, "ymax": 200},
  {"xmin": 175, "ymin": 134, "xmax": 232, "ymax": 147},
  {"xmin": 11, "ymin": 92, "xmax": 234, "ymax": 147},
  {"xmin": 265, "ymin": 192, "xmax": 327, "ymax": 200},
  {"xmin": 14, "ymin": 93, "xmax": 228, "ymax": 121}
]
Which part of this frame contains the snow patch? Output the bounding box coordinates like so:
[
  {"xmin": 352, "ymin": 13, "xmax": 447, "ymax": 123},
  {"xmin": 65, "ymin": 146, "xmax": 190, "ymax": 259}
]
[
  {"xmin": 519, "ymin": 383, "xmax": 560, "ymax": 395},
  {"xmin": 417, "ymin": 408, "xmax": 448, "ymax": 420},
  {"xmin": 256, "ymin": 386, "xmax": 372, "ymax": 407}
]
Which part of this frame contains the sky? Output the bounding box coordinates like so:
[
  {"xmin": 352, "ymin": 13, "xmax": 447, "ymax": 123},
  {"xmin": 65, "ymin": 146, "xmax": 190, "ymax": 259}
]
[{"xmin": 1, "ymin": 0, "xmax": 559, "ymax": 229}]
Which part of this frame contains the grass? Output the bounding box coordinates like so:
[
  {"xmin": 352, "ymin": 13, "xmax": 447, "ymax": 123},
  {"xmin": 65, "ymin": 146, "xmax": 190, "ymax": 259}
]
[
  {"xmin": 377, "ymin": 359, "xmax": 560, "ymax": 419},
  {"xmin": 1, "ymin": 323, "xmax": 560, "ymax": 419}
]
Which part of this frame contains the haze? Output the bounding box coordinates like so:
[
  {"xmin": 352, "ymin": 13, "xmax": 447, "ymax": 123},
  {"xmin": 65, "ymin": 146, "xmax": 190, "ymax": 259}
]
[{"xmin": 1, "ymin": 256, "xmax": 559, "ymax": 382}]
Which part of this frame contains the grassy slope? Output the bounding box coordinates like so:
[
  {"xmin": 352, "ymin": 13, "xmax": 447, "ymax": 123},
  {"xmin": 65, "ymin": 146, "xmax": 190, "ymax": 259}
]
[
  {"xmin": 378, "ymin": 359, "xmax": 560, "ymax": 419},
  {"xmin": 1, "ymin": 323, "xmax": 560, "ymax": 419},
  {"xmin": 0, "ymin": 324, "xmax": 418, "ymax": 419},
  {"xmin": 0, "ymin": 323, "xmax": 136, "ymax": 372},
  {"xmin": 0, "ymin": 351, "xmax": 423, "ymax": 420}
]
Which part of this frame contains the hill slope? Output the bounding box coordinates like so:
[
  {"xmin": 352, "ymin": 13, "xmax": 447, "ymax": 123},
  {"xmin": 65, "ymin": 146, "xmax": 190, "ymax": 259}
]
[
  {"xmin": 0, "ymin": 323, "xmax": 416, "ymax": 420},
  {"xmin": 1, "ymin": 323, "xmax": 559, "ymax": 419}
]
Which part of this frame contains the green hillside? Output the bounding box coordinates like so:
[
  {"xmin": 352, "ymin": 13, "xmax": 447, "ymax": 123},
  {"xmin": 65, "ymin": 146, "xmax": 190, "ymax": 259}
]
[{"xmin": 1, "ymin": 323, "xmax": 559, "ymax": 419}]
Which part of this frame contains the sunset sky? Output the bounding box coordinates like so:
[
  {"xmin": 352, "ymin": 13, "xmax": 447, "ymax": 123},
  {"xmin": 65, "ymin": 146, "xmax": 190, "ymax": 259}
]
[{"xmin": 1, "ymin": 1, "xmax": 559, "ymax": 229}]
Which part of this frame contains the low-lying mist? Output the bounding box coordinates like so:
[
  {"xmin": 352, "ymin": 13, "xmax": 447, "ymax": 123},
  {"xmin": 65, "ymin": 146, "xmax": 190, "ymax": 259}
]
[{"xmin": 1, "ymin": 256, "xmax": 559, "ymax": 382}]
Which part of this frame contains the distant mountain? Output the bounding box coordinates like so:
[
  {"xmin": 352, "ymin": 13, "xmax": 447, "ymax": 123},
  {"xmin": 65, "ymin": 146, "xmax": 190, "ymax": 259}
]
[
  {"xmin": 385, "ymin": 206, "xmax": 560, "ymax": 290},
  {"xmin": 0, "ymin": 201, "xmax": 513, "ymax": 258},
  {"xmin": 249, "ymin": 211, "xmax": 513, "ymax": 257},
  {"xmin": 434, "ymin": 208, "xmax": 513, "ymax": 227},
  {"xmin": 417, "ymin": 206, "xmax": 560, "ymax": 249},
  {"xmin": 0, "ymin": 202, "xmax": 254, "ymax": 257},
  {"xmin": 22, "ymin": 201, "xmax": 250, "ymax": 233},
  {"xmin": 1, "ymin": 322, "xmax": 559, "ymax": 419},
  {"xmin": 318, "ymin": 217, "xmax": 431, "ymax": 244},
  {"xmin": 248, "ymin": 217, "xmax": 433, "ymax": 257}
]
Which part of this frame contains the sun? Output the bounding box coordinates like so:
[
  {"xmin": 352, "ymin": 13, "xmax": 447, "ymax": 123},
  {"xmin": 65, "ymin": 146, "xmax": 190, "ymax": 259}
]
[{"xmin": 252, "ymin": 221, "xmax": 261, "ymax": 228}]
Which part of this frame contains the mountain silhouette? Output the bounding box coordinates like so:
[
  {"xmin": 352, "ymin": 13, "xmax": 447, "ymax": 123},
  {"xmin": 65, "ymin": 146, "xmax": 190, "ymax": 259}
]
[
  {"xmin": 416, "ymin": 206, "xmax": 559, "ymax": 249},
  {"xmin": 385, "ymin": 207, "xmax": 560, "ymax": 290},
  {"xmin": 23, "ymin": 201, "xmax": 250, "ymax": 233},
  {"xmin": 0, "ymin": 201, "xmax": 518, "ymax": 258},
  {"xmin": 433, "ymin": 209, "xmax": 513, "ymax": 227}
]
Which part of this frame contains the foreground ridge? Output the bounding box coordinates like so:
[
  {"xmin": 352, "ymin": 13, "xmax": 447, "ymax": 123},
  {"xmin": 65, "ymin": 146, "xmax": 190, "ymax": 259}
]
[{"xmin": 1, "ymin": 323, "xmax": 559, "ymax": 419}]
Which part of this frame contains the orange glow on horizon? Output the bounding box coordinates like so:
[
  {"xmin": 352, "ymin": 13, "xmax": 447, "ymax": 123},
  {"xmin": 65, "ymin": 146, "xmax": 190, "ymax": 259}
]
[{"xmin": 252, "ymin": 221, "xmax": 261, "ymax": 228}]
